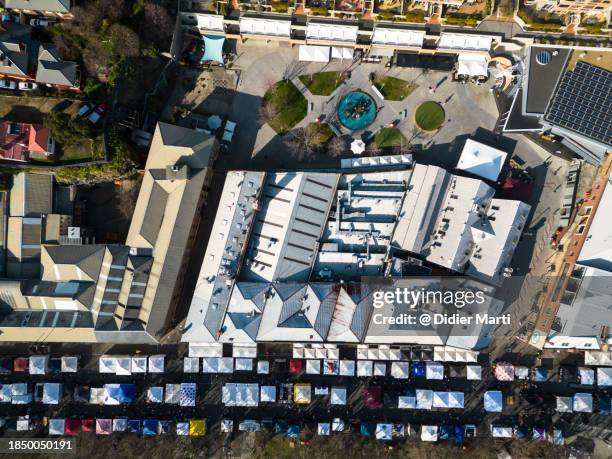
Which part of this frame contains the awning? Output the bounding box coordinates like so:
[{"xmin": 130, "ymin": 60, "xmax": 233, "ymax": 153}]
[
  {"xmin": 306, "ymin": 22, "xmax": 358, "ymax": 43},
  {"xmin": 372, "ymin": 28, "xmax": 425, "ymax": 47},
  {"xmin": 196, "ymin": 14, "xmax": 224, "ymax": 32},
  {"xmin": 438, "ymin": 33, "xmax": 492, "ymax": 51},
  {"xmin": 331, "ymin": 47, "xmax": 354, "ymax": 60},
  {"xmin": 299, "ymin": 45, "xmax": 330, "ymax": 63},
  {"xmin": 202, "ymin": 36, "xmax": 224, "ymax": 63},
  {"xmin": 457, "ymin": 53, "xmax": 489, "ymax": 78},
  {"xmin": 240, "ymin": 17, "xmax": 291, "ymax": 37}
]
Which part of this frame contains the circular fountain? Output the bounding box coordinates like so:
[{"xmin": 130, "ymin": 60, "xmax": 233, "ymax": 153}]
[{"xmin": 337, "ymin": 91, "xmax": 377, "ymax": 131}]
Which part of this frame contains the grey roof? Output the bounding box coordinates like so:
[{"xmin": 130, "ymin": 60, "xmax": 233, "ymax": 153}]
[
  {"xmin": 44, "ymin": 244, "xmax": 106, "ymax": 280},
  {"xmin": 503, "ymin": 89, "xmax": 542, "ymax": 131},
  {"xmin": 10, "ymin": 172, "xmax": 53, "ymax": 217},
  {"xmin": 544, "ymin": 61, "xmax": 611, "ymax": 147},
  {"xmin": 557, "ymin": 268, "xmax": 612, "ymax": 337},
  {"xmin": 0, "ymin": 23, "xmax": 31, "ymax": 77},
  {"xmin": 524, "ymin": 47, "xmax": 570, "ymax": 115},
  {"xmin": 35, "ymin": 45, "xmax": 78, "ymax": 87},
  {"xmin": 156, "ymin": 123, "xmax": 218, "ymax": 169},
  {"xmin": 140, "ymin": 181, "xmax": 169, "ymax": 246},
  {"xmin": 5, "ymin": 0, "xmax": 71, "ymax": 13}
]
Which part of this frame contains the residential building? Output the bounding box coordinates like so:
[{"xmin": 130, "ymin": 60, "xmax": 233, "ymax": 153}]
[
  {"xmin": 4, "ymin": 0, "xmax": 74, "ymax": 19},
  {"xmin": 545, "ymin": 179, "xmax": 612, "ymax": 350},
  {"xmin": 0, "ymin": 120, "xmax": 55, "ymax": 162},
  {"xmin": 528, "ymin": 0, "xmax": 612, "ymax": 16},
  {"xmin": 0, "ymin": 123, "xmax": 219, "ymax": 343},
  {"xmin": 182, "ymin": 159, "xmax": 529, "ymax": 349},
  {"xmin": 0, "ymin": 22, "xmax": 79, "ymax": 89}
]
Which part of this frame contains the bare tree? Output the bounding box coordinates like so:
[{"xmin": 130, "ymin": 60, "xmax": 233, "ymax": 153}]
[
  {"xmin": 258, "ymin": 102, "xmax": 278, "ymax": 125},
  {"xmin": 327, "ymin": 136, "xmax": 347, "ymax": 157},
  {"xmin": 109, "ymin": 24, "xmax": 140, "ymax": 58},
  {"xmin": 283, "ymin": 127, "xmax": 319, "ymax": 161},
  {"xmin": 142, "ymin": 3, "xmax": 174, "ymax": 49}
]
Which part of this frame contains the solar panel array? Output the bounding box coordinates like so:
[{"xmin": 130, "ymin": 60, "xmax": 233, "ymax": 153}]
[{"xmin": 545, "ymin": 61, "xmax": 612, "ymax": 146}]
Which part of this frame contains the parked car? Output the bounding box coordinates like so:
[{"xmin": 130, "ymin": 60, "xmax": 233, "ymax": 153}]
[
  {"xmin": 0, "ymin": 80, "xmax": 16, "ymax": 90},
  {"xmin": 52, "ymin": 99, "xmax": 73, "ymax": 112},
  {"xmin": 88, "ymin": 103, "xmax": 107, "ymax": 124},
  {"xmin": 77, "ymin": 102, "xmax": 95, "ymax": 117},
  {"xmin": 30, "ymin": 18, "xmax": 50, "ymax": 27},
  {"xmin": 18, "ymin": 82, "xmax": 38, "ymax": 91}
]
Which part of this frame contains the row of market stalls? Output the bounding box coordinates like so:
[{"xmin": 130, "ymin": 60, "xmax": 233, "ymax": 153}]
[
  {"xmin": 0, "ymin": 356, "xmax": 77, "ymax": 374},
  {"xmin": 98, "ymin": 355, "xmax": 165, "ymax": 375},
  {"xmin": 288, "ymin": 359, "xmax": 482, "ymax": 380},
  {"xmin": 191, "ymin": 13, "xmax": 497, "ymax": 54},
  {"xmin": 47, "ymin": 418, "xmax": 206, "ymax": 437},
  {"xmin": 493, "ymin": 361, "xmax": 612, "ymax": 387}
]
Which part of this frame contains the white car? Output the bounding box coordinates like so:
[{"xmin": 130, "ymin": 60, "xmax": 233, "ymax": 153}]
[
  {"xmin": 18, "ymin": 82, "xmax": 38, "ymax": 91},
  {"xmin": 0, "ymin": 80, "xmax": 16, "ymax": 90},
  {"xmin": 30, "ymin": 18, "xmax": 49, "ymax": 27}
]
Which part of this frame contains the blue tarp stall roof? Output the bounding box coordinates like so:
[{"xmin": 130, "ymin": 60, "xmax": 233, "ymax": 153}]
[
  {"xmin": 274, "ymin": 421, "xmax": 287, "ymax": 433},
  {"xmin": 287, "ymin": 425, "xmax": 300, "ymax": 439},
  {"xmin": 202, "ymin": 36, "xmax": 225, "ymax": 63},
  {"xmin": 360, "ymin": 422, "xmax": 375, "ymax": 437},
  {"xmin": 514, "ymin": 426, "xmax": 530, "ymax": 439},
  {"xmin": 412, "ymin": 361, "xmax": 425, "ymax": 377},
  {"xmin": 600, "ymin": 395, "xmax": 612, "ymax": 415},
  {"xmin": 127, "ymin": 419, "xmax": 141, "ymax": 433},
  {"xmin": 49, "ymin": 358, "xmax": 62, "ymax": 373},
  {"xmin": 143, "ymin": 419, "xmax": 159, "ymax": 436},
  {"xmin": 440, "ymin": 425, "xmax": 455, "ymax": 440},
  {"xmin": 534, "ymin": 367, "xmax": 548, "ymax": 382},
  {"xmin": 454, "ymin": 426, "xmax": 465, "ymax": 444}
]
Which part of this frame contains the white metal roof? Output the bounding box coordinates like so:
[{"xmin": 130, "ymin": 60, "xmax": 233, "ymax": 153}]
[
  {"xmin": 457, "ymin": 53, "xmax": 489, "ymax": 78},
  {"xmin": 372, "ymin": 27, "xmax": 425, "ymax": 47},
  {"xmin": 457, "ymin": 139, "xmax": 507, "ymax": 181},
  {"xmin": 240, "ymin": 17, "xmax": 291, "ymax": 37},
  {"xmin": 578, "ymin": 181, "xmax": 612, "ymax": 271},
  {"xmin": 299, "ymin": 45, "xmax": 330, "ymax": 63},
  {"xmin": 196, "ymin": 14, "xmax": 225, "ymax": 32},
  {"xmin": 306, "ymin": 22, "xmax": 358, "ymax": 43},
  {"xmin": 438, "ymin": 33, "xmax": 493, "ymax": 51}
]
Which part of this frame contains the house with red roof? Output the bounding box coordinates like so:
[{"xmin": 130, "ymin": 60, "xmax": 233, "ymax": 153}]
[{"xmin": 0, "ymin": 120, "xmax": 54, "ymax": 161}]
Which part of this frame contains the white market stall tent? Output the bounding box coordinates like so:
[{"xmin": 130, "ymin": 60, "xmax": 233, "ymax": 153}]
[
  {"xmin": 438, "ymin": 33, "xmax": 493, "ymax": 51},
  {"xmin": 484, "ymin": 391, "xmax": 503, "ymax": 412},
  {"xmin": 42, "ymin": 383, "xmax": 61, "ymax": 404},
  {"xmin": 299, "ymin": 45, "xmax": 330, "ymax": 63},
  {"xmin": 235, "ymin": 358, "xmax": 253, "ymax": 371},
  {"xmin": 165, "ymin": 384, "xmax": 181, "ymax": 404},
  {"xmin": 61, "ymin": 356, "xmax": 78, "ymax": 373},
  {"xmin": 373, "ymin": 362, "xmax": 386, "ymax": 376},
  {"xmin": 456, "ymin": 138, "xmax": 507, "ymax": 181},
  {"xmin": 556, "ymin": 396, "xmax": 573, "ymax": 413},
  {"xmin": 149, "ymin": 355, "xmax": 165, "ymax": 373},
  {"xmin": 331, "ymin": 47, "xmax": 354, "ymax": 60},
  {"xmin": 318, "ymin": 422, "xmax": 331, "ymax": 436},
  {"xmin": 466, "ymin": 365, "xmax": 482, "ymax": 380},
  {"xmin": 49, "ymin": 419, "xmax": 65, "ymax": 436},
  {"xmin": 391, "ymin": 362, "xmax": 409, "ymax": 379},
  {"xmin": 376, "ymin": 423, "xmax": 393, "ymax": 441},
  {"xmin": 416, "ymin": 389, "xmax": 433, "ymax": 410},
  {"xmin": 579, "ymin": 367, "xmax": 595, "ymax": 385},
  {"xmin": 573, "ymin": 393, "xmax": 593, "ymax": 413},
  {"xmin": 339, "ymin": 360, "xmax": 355, "ymax": 376},
  {"xmin": 147, "ymin": 386, "xmax": 164, "ymax": 403},
  {"xmin": 331, "ymin": 387, "xmax": 347, "ymax": 405},
  {"xmin": 491, "ymin": 426, "xmax": 514, "ymax": 438},
  {"xmin": 184, "ymin": 357, "xmax": 199, "ymax": 373},
  {"xmin": 260, "ymin": 385, "xmax": 277, "ymax": 402},
  {"xmin": 597, "ymin": 367, "xmax": 612, "ymax": 387},
  {"xmin": 456, "ymin": 54, "xmax": 489, "ymax": 78},
  {"xmin": 223, "ymin": 383, "xmax": 259, "ymax": 407},
  {"xmin": 29, "ymin": 356, "xmax": 49, "ymax": 375},
  {"xmin": 196, "ymin": 14, "xmax": 225, "ymax": 33},
  {"xmin": 306, "ymin": 359, "xmax": 321, "ymax": 374},
  {"xmin": 357, "ymin": 360, "xmax": 373, "ymax": 377},
  {"xmin": 421, "ymin": 425, "xmax": 439, "ymax": 442},
  {"xmin": 426, "ymin": 362, "xmax": 444, "ymax": 380}
]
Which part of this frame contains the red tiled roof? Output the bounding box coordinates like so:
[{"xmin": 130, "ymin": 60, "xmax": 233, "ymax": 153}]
[
  {"xmin": 28, "ymin": 123, "xmax": 49, "ymax": 153},
  {"xmin": 0, "ymin": 120, "xmax": 50, "ymax": 160}
]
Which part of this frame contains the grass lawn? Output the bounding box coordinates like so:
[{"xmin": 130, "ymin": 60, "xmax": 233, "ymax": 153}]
[
  {"xmin": 0, "ymin": 95, "xmax": 80, "ymax": 124},
  {"xmin": 307, "ymin": 122, "xmax": 334, "ymax": 146},
  {"xmin": 374, "ymin": 128, "xmax": 407, "ymax": 149},
  {"xmin": 415, "ymin": 101, "xmax": 445, "ymax": 131},
  {"xmin": 374, "ymin": 76, "xmax": 416, "ymax": 101},
  {"xmin": 263, "ymin": 80, "xmax": 307, "ymax": 134},
  {"xmin": 299, "ymin": 72, "xmax": 344, "ymax": 96},
  {"xmin": 29, "ymin": 138, "xmax": 99, "ymax": 165}
]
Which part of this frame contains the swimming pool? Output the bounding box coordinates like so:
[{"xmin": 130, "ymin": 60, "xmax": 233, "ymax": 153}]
[{"xmin": 337, "ymin": 91, "xmax": 377, "ymax": 130}]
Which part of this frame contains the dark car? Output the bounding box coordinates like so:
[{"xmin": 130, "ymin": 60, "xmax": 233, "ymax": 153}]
[{"xmin": 52, "ymin": 99, "xmax": 73, "ymax": 112}]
